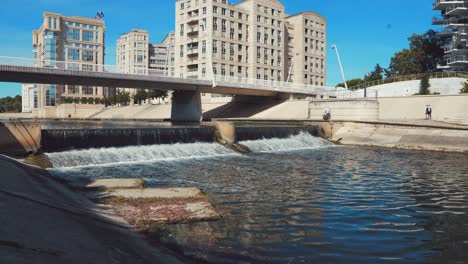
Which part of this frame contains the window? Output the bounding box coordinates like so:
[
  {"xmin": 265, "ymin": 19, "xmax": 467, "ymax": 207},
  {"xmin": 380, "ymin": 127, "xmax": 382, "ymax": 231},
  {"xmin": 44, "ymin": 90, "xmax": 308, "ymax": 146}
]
[
  {"xmin": 82, "ymin": 50, "xmax": 94, "ymax": 62},
  {"xmin": 222, "ymin": 8, "xmax": 226, "ymax": 16},
  {"xmin": 213, "ymin": 6, "xmax": 218, "ymax": 13},
  {"xmin": 53, "ymin": 18, "xmax": 57, "ymax": 29},
  {"xmin": 230, "ymin": 10, "xmax": 234, "ymax": 17},
  {"xmin": 135, "ymin": 50, "xmax": 145, "ymax": 63},
  {"xmin": 67, "ymin": 28, "xmax": 80, "ymax": 40},
  {"xmin": 180, "ymin": 24, "xmax": 184, "ymax": 36},
  {"xmin": 203, "ymin": 7, "xmax": 207, "ymax": 14},
  {"xmin": 180, "ymin": 45, "xmax": 184, "ymax": 57},
  {"xmin": 202, "ymin": 41, "xmax": 206, "ymax": 53},
  {"xmin": 83, "ymin": 86, "xmax": 94, "ymax": 95},
  {"xmin": 213, "ymin": 18, "xmax": 218, "ymax": 30},
  {"xmin": 82, "ymin": 30, "xmax": 94, "ymax": 42},
  {"xmin": 45, "ymin": 85, "xmax": 56, "ymax": 106},
  {"xmin": 181, "ymin": 3, "xmax": 185, "ymax": 9},
  {"xmin": 213, "ymin": 40, "xmax": 218, "ymax": 53},
  {"xmin": 68, "ymin": 48, "xmax": 80, "ymax": 60},
  {"xmin": 67, "ymin": 85, "xmax": 79, "ymax": 94},
  {"xmin": 48, "ymin": 17, "xmax": 52, "ymax": 28}
]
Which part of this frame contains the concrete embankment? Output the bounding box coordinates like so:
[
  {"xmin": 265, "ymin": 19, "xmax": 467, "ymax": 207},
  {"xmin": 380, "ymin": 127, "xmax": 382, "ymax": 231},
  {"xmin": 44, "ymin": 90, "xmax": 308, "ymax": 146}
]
[
  {"xmin": 0, "ymin": 155, "xmax": 183, "ymax": 264},
  {"xmin": 306, "ymin": 120, "xmax": 468, "ymax": 153}
]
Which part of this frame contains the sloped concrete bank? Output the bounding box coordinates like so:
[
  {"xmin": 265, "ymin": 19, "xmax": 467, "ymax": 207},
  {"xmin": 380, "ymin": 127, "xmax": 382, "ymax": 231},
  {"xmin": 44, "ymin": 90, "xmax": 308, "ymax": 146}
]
[
  {"xmin": 0, "ymin": 155, "xmax": 189, "ymax": 264},
  {"xmin": 305, "ymin": 120, "xmax": 468, "ymax": 153}
]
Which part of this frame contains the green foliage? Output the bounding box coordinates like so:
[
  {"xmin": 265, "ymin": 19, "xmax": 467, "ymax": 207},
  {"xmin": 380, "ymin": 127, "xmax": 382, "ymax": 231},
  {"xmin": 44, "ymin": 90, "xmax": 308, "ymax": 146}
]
[
  {"xmin": 461, "ymin": 82, "xmax": 468, "ymax": 94},
  {"xmin": 0, "ymin": 95, "xmax": 22, "ymax": 113},
  {"xmin": 336, "ymin": 78, "xmax": 364, "ymax": 90},
  {"xmin": 387, "ymin": 30, "xmax": 444, "ymax": 78},
  {"xmin": 116, "ymin": 91, "xmax": 131, "ymax": 105},
  {"xmin": 364, "ymin": 64, "xmax": 384, "ymax": 82},
  {"xmin": 62, "ymin": 97, "xmax": 74, "ymax": 104},
  {"xmin": 148, "ymin": 90, "xmax": 168, "ymax": 102},
  {"xmin": 132, "ymin": 89, "xmax": 149, "ymax": 105},
  {"xmin": 419, "ymin": 75, "xmax": 431, "ymax": 95}
]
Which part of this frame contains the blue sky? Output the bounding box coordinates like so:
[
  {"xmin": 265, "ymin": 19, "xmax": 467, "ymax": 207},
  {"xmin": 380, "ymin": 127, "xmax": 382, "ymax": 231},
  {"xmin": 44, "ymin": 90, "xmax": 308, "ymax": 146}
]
[{"xmin": 0, "ymin": 0, "xmax": 437, "ymax": 97}]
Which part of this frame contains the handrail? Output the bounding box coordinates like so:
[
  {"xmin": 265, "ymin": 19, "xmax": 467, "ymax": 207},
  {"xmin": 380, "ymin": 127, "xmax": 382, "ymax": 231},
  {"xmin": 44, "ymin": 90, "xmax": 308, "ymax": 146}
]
[
  {"xmin": 0, "ymin": 56, "xmax": 333, "ymax": 95},
  {"xmin": 346, "ymin": 71, "xmax": 468, "ymax": 90}
]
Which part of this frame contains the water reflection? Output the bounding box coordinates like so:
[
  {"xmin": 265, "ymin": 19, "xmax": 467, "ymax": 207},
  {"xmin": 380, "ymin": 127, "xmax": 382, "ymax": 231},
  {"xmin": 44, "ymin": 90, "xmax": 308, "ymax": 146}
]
[{"xmin": 50, "ymin": 146, "xmax": 468, "ymax": 263}]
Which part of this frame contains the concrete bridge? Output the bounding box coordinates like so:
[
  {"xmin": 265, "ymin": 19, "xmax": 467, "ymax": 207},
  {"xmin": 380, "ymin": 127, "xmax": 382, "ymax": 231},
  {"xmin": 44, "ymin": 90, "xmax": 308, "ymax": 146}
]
[{"xmin": 0, "ymin": 56, "xmax": 331, "ymax": 121}]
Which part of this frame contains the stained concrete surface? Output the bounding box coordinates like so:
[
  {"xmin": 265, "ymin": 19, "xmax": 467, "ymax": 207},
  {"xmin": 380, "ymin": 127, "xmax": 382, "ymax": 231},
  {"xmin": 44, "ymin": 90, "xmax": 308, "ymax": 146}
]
[{"xmin": 0, "ymin": 155, "xmax": 184, "ymax": 264}]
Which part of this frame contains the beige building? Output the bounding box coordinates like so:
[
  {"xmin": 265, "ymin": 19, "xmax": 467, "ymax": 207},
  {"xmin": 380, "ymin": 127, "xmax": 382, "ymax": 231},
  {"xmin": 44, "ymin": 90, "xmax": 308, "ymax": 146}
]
[
  {"xmin": 29, "ymin": 12, "xmax": 106, "ymax": 117},
  {"xmin": 175, "ymin": 0, "xmax": 326, "ymax": 87},
  {"xmin": 286, "ymin": 12, "xmax": 326, "ymax": 86},
  {"xmin": 116, "ymin": 30, "xmax": 175, "ymax": 100}
]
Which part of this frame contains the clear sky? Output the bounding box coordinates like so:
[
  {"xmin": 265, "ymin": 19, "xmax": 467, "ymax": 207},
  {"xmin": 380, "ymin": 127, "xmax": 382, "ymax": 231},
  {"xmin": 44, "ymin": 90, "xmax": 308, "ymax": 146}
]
[{"xmin": 0, "ymin": 0, "xmax": 438, "ymax": 97}]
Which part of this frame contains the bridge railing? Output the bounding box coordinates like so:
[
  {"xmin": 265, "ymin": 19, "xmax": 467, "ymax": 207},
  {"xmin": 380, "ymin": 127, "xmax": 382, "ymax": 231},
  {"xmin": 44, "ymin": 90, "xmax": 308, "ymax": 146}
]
[
  {"xmin": 0, "ymin": 56, "xmax": 333, "ymax": 94},
  {"xmin": 347, "ymin": 71, "xmax": 468, "ymax": 90},
  {"xmin": 213, "ymin": 75, "xmax": 330, "ymax": 94}
]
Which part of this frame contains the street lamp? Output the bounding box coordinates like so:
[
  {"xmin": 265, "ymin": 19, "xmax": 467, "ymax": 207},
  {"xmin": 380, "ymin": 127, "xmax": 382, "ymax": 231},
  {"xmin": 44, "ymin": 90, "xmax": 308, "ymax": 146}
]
[{"xmin": 331, "ymin": 44, "xmax": 348, "ymax": 89}]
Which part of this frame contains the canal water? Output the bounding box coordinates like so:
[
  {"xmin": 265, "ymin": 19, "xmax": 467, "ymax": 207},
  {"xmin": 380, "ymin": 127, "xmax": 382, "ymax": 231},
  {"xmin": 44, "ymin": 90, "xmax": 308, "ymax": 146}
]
[{"xmin": 47, "ymin": 133, "xmax": 468, "ymax": 263}]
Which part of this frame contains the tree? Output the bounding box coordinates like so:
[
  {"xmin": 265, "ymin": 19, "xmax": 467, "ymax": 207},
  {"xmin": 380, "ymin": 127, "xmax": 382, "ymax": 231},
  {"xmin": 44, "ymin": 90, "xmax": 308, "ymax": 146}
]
[
  {"xmin": 364, "ymin": 64, "xmax": 384, "ymax": 82},
  {"xmin": 461, "ymin": 82, "xmax": 468, "ymax": 94},
  {"xmin": 132, "ymin": 89, "xmax": 148, "ymax": 105},
  {"xmin": 387, "ymin": 49, "xmax": 422, "ymax": 77},
  {"xmin": 116, "ymin": 91, "xmax": 130, "ymax": 106},
  {"xmin": 0, "ymin": 95, "xmax": 22, "ymax": 113},
  {"xmin": 335, "ymin": 78, "xmax": 364, "ymax": 90},
  {"xmin": 419, "ymin": 75, "xmax": 431, "ymax": 95},
  {"xmin": 148, "ymin": 90, "xmax": 168, "ymax": 104},
  {"xmin": 387, "ymin": 30, "xmax": 444, "ymax": 77}
]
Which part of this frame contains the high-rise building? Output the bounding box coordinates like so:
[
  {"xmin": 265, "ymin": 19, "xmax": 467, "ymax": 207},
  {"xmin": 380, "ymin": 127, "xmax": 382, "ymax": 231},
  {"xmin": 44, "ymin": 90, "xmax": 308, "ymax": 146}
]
[
  {"xmin": 433, "ymin": 0, "xmax": 468, "ymax": 71},
  {"xmin": 285, "ymin": 12, "xmax": 326, "ymax": 86},
  {"xmin": 116, "ymin": 30, "xmax": 175, "ymax": 99},
  {"xmin": 28, "ymin": 12, "xmax": 106, "ymax": 117},
  {"xmin": 174, "ymin": 0, "xmax": 326, "ymax": 87},
  {"xmin": 21, "ymin": 84, "xmax": 36, "ymax": 113}
]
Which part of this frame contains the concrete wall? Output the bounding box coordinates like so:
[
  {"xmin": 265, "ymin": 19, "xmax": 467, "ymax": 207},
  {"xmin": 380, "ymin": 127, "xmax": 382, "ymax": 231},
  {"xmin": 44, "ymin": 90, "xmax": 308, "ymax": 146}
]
[
  {"xmin": 378, "ymin": 94, "xmax": 468, "ymax": 124},
  {"xmin": 357, "ymin": 77, "xmax": 466, "ymax": 97},
  {"xmin": 332, "ymin": 122, "xmax": 468, "ymax": 153},
  {"xmin": 309, "ymin": 100, "xmax": 379, "ymax": 121},
  {"xmin": 0, "ymin": 121, "xmax": 41, "ymax": 156},
  {"xmin": 32, "ymin": 104, "xmax": 104, "ymax": 119}
]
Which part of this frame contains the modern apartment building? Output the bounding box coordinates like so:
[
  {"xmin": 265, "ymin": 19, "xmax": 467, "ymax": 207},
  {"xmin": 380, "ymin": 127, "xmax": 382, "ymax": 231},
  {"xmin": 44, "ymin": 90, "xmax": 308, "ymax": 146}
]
[
  {"xmin": 29, "ymin": 12, "xmax": 106, "ymax": 117},
  {"xmin": 433, "ymin": 0, "xmax": 468, "ymax": 71},
  {"xmin": 286, "ymin": 12, "xmax": 326, "ymax": 86},
  {"xmin": 21, "ymin": 84, "xmax": 36, "ymax": 113},
  {"xmin": 175, "ymin": 0, "xmax": 326, "ymax": 86},
  {"xmin": 116, "ymin": 30, "xmax": 175, "ymax": 98}
]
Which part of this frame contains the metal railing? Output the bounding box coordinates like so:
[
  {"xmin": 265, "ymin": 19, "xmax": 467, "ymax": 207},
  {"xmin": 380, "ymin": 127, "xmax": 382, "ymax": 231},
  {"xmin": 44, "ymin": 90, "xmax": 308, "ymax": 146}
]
[
  {"xmin": 0, "ymin": 56, "xmax": 332, "ymax": 95},
  {"xmin": 347, "ymin": 71, "xmax": 468, "ymax": 90},
  {"xmin": 317, "ymin": 89, "xmax": 378, "ymax": 100}
]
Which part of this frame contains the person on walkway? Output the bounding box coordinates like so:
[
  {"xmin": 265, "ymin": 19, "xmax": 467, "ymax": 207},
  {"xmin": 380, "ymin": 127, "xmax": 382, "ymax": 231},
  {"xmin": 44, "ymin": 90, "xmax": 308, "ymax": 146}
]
[
  {"xmin": 425, "ymin": 105, "xmax": 430, "ymax": 119},
  {"xmin": 428, "ymin": 105, "xmax": 432, "ymax": 119}
]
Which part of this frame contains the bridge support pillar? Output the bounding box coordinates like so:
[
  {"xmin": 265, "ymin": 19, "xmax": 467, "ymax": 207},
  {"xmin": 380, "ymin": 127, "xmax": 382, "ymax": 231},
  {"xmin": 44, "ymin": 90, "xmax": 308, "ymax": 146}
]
[{"xmin": 171, "ymin": 90, "xmax": 202, "ymax": 122}]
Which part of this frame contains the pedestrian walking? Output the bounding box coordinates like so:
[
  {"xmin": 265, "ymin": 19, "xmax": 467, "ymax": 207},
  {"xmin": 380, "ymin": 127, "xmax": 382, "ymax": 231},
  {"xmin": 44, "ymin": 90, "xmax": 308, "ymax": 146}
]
[
  {"xmin": 425, "ymin": 105, "xmax": 430, "ymax": 119},
  {"xmin": 428, "ymin": 105, "xmax": 432, "ymax": 119}
]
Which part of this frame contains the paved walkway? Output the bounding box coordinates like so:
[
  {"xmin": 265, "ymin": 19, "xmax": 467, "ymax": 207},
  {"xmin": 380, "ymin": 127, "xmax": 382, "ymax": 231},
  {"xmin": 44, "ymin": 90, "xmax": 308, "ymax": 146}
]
[{"xmin": 378, "ymin": 119, "xmax": 468, "ymax": 129}]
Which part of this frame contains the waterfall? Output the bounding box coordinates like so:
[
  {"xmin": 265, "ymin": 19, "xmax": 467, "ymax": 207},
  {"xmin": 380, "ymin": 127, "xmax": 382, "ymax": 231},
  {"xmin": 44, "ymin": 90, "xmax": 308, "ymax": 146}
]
[
  {"xmin": 239, "ymin": 132, "xmax": 332, "ymax": 153},
  {"xmin": 46, "ymin": 130, "xmax": 332, "ymax": 169},
  {"xmin": 41, "ymin": 127, "xmax": 216, "ymax": 152},
  {"xmin": 235, "ymin": 126, "xmax": 319, "ymax": 141},
  {"xmin": 47, "ymin": 142, "xmax": 237, "ymax": 168}
]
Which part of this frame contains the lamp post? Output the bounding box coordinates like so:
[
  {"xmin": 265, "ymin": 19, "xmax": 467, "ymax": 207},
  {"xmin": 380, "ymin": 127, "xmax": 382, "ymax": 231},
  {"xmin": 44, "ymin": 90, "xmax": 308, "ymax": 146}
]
[{"xmin": 331, "ymin": 44, "xmax": 348, "ymax": 89}]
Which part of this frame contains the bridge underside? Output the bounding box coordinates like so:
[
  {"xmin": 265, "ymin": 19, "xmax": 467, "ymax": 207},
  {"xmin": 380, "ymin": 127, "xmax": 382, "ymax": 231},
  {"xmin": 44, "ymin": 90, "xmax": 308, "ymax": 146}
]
[
  {"xmin": 0, "ymin": 66, "xmax": 284, "ymax": 97},
  {"xmin": 0, "ymin": 65, "xmax": 316, "ymax": 121}
]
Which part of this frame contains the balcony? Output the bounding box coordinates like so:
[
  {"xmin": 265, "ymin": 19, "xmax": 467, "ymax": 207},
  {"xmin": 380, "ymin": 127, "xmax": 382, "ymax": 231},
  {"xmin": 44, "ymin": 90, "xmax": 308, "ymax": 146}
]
[
  {"xmin": 437, "ymin": 29, "xmax": 456, "ymax": 37},
  {"xmin": 432, "ymin": 16, "xmax": 447, "ymax": 25},
  {"xmin": 446, "ymin": 55, "xmax": 468, "ymax": 64},
  {"xmin": 433, "ymin": 0, "xmax": 468, "ymax": 10},
  {"xmin": 446, "ymin": 5, "xmax": 468, "ymax": 15},
  {"xmin": 187, "ymin": 47, "xmax": 199, "ymax": 57},
  {"xmin": 187, "ymin": 19, "xmax": 199, "ymax": 26}
]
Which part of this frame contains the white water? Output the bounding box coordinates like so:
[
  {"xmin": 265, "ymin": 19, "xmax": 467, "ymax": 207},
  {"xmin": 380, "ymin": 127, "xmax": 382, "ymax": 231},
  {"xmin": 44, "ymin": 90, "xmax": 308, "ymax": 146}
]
[
  {"xmin": 47, "ymin": 142, "xmax": 237, "ymax": 168},
  {"xmin": 47, "ymin": 132, "xmax": 332, "ymax": 169},
  {"xmin": 240, "ymin": 132, "xmax": 332, "ymax": 153}
]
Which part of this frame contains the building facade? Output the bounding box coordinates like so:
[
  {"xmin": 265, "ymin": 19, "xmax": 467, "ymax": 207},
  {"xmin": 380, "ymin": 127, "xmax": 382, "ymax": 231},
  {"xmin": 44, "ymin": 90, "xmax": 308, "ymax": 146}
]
[
  {"xmin": 116, "ymin": 30, "xmax": 175, "ymax": 100},
  {"xmin": 175, "ymin": 0, "xmax": 326, "ymax": 86},
  {"xmin": 433, "ymin": 0, "xmax": 468, "ymax": 71},
  {"xmin": 285, "ymin": 12, "xmax": 326, "ymax": 86},
  {"xmin": 28, "ymin": 12, "xmax": 106, "ymax": 117},
  {"xmin": 21, "ymin": 84, "xmax": 36, "ymax": 113}
]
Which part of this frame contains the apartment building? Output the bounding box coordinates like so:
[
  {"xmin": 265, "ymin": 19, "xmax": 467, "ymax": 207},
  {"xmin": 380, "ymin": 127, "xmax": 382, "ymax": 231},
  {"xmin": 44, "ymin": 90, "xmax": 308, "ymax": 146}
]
[
  {"xmin": 21, "ymin": 84, "xmax": 36, "ymax": 113},
  {"xmin": 433, "ymin": 0, "xmax": 468, "ymax": 71},
  {"xmin": 29, "ymin": 12, "xmax": 105, "ymax": 117},
  {"xmin": 286, "ymin": 12, "xmax": 326, "ymax": 86},
  {"xmin": 116, "ymin": 30, "xmax": 175, "ymax": 98},
  {"xmin": 175, "ymin": 0, "xmax": 326, "ymax": 86}
]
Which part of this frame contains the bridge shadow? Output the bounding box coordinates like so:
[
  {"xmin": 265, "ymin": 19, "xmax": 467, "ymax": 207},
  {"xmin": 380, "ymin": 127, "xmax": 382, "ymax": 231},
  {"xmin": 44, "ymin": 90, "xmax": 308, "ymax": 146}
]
[{"xmin": 203, "ymin": 99, "xmax": 286, "ymax": 120}]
